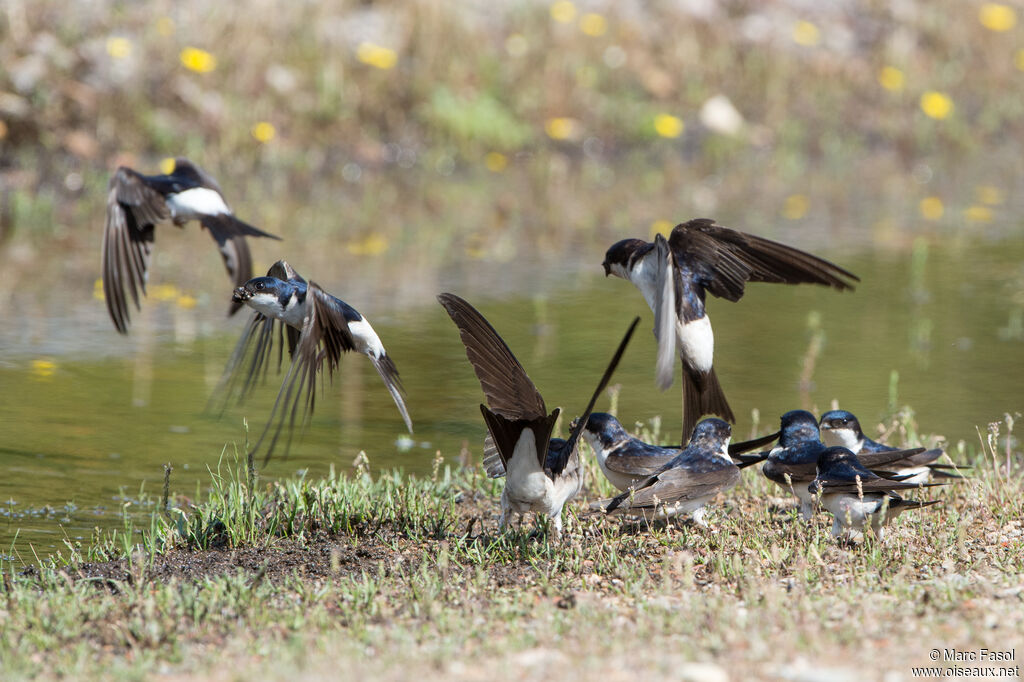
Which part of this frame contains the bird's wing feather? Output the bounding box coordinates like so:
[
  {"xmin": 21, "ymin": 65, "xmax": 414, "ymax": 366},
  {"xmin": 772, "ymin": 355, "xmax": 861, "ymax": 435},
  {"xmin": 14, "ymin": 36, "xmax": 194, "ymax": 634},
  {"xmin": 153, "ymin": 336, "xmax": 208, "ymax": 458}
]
[{"xmin": 651, "ymin": 234, "xmax": 677, "ymax": 389}]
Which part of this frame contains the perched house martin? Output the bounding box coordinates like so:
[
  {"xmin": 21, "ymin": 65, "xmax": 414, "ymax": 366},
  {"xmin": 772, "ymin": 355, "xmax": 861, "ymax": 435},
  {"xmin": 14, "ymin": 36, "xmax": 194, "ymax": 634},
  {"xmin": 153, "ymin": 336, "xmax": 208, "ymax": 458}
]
[
  {"xmin": 589, "ymin": 417, "xmax": 740, "ymax": 527},
  {"xmin": 438, "ymin": 292, "xmax": 639, "ymax": 540},
  {"xmin": 222, "ymin": 260, "xmax": 412, "ymax": 462},
  {"xmin": 759, "ymin": 410, "xmax": 926, "ymax": 521},
  {"xmin": 602, "ymin": 218, "xmax": 859, "ymax": 437},
  {"xmin": 811, "ymin": 446, "xmax": 945, "ymax": 541},
  {"xmin": 580, "ymin": 412, "xmax": 777, "ymax": 492},
  {"xmin": 102, "ymin": 158, "xmax": 280, "ymax": 333},
  {"xmin": 818, "ymin": 409, "xmax": 964, "ymax": 484}
]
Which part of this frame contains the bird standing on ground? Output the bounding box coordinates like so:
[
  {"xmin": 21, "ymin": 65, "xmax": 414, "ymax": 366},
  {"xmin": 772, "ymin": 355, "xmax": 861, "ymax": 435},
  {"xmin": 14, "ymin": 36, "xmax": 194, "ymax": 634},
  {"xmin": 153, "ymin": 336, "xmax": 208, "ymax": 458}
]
[
  {"xmin": 602, "ymin": 218, "xmax": 859, "ymax": 437},
  {"xmin": 102, "ymin": 158, "xmax": 280, "ymax": 333},
  {"xmin": 224, "ymin": 260, "xmax": 412, "ymax": 462},
  {"xmin": 439, "ymin": 292, "xmax": 639, "ymax": 540}
]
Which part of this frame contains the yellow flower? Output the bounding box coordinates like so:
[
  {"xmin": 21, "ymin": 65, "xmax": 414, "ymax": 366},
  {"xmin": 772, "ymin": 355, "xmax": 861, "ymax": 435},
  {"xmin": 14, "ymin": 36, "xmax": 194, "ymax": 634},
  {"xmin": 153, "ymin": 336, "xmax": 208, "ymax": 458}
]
[
  {"xmin": 155, "ymin": 17, "xmax": 175, "ymax": 37},
  {"xmin": 347, "ymin": 234, "xmax": 389, "ymax": 256},
  {"xmin": 176, "ymin": 294, "xmax": 197, "ymax": 309},
  {"xmin": 979, "ymin": 3, "xmax": 1017, "ymax": 31},
  {"xmin": 964, "ymin": 205, "xmax": 993, "ymax": 223},
  {"xmin": 653, "ymin": 114, "xmax": 684, "ymax": 139},
  {"xmin": 792, "ymin": 20, "xmax": 820, "ymax": 47},
  {"xmin": 485, "ymin": 152, "xmax": 508, "ymax": 172},
  {"xmin": 550, "ymin": 1, "xmax": 577, "ymax": 24},
  {"xmin": 919, "ymin": 197, "xmax": 944, "ymax": 220},
  {"xmin": 357, "ymin": 42, "xmax": 398, "ymax": 70},
  {"xmin": 159, "ymin": 157, "xmax": 176, "ymax": 175},
  {"xmin": 180, "ymin": 47, "xmax": 217, "ymax": 74},
  {"xmin": 0, "ymin": 120, "xmax": 6, "ymax": 140},
  {"xmin": 93, "ymin": 278, "xmax": 105, "ymax": 301},
  {"xmin": 152, "ymin": 284, "xmax": 179, "ymax": 302},
  {"xmin": 878, "ymin": 66, "xmax": 905, "ymax": 92},
  {"xmin": 579, "ymin": 13, "xmax": 608, "ymax": 37},
  {"xmin": 545, "ymin": 117, "xmax": 578, "ymax": 140},
  {"xmin": 782, "ymin": 194, "xmax": 809, "ymax": 220},
  {"xmin": 649, "ymin": 219, "xmax": 673, "ymax": 238},
  {"xmin": 976, "ymin": 186, "xmax": 1004, "ymax": 206},
  {"xmin": 32, "ymin": 359, "xmax": 57, "ymax": 378},
  {"xmin": 251, "ymin": 121, "xmax": 276, "ymax": 143},
  {"xmin": 920, "ymin": 91, "xmax": 953, "ymax": 120},
  {"xmin": 106, "ymin": 37, "xmax": 132, "ymax": 59}
]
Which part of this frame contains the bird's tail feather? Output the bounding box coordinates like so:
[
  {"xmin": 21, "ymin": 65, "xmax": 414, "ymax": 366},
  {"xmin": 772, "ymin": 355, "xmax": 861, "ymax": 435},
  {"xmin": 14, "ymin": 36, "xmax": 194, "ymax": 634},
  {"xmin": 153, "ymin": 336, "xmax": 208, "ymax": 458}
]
[
  {"xmin": 682, "ymin": 366, "xmax": 735, "ymax": 442},
  {"xmin": 371, "ymin": 353, "xmax": 413, "ymax": 434}
]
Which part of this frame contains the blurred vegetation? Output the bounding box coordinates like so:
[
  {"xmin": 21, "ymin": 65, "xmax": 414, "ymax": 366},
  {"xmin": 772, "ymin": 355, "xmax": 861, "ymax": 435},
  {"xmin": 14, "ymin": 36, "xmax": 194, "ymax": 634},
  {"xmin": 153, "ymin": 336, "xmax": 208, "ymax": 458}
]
[{"xmin": 1, "ymin": 0, "xmax": 1023, "ymax": 268}]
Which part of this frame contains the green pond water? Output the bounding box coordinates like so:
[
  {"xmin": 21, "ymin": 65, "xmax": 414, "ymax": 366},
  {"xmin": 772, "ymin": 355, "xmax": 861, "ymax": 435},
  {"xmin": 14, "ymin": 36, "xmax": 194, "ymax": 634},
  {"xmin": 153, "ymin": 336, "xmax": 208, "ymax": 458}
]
[{"xmin": 1, "ymin": 221, "xmax": 1022, "ymax": 561}]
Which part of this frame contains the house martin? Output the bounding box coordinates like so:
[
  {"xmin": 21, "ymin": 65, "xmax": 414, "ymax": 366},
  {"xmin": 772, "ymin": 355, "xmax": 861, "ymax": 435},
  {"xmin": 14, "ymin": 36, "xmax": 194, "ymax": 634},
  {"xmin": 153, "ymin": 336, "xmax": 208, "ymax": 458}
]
[
  {"xmin": 589, "ymin": 417, "xmax": 739, "ymax": 526},
  {"xmin": 438, "ymin": 292, "xmax": 639, "ymax": 540},
  {"xmin": 811, "ymin": 446, "xmax": 945, "ymax": 541},
  {"xmin": 223, "ymin": 260, "xmax": 412, "ymax": 462},
  {"xmin": 102, "ymin": 157, "xmax": 280, "ymax": 333},
  {"xmin": 818, "ymin": 409, "xmax": 965, "ymax": 484},
  {"xmin": 602, "ymin": 218, "xmax": 859, "ymax": 437}
]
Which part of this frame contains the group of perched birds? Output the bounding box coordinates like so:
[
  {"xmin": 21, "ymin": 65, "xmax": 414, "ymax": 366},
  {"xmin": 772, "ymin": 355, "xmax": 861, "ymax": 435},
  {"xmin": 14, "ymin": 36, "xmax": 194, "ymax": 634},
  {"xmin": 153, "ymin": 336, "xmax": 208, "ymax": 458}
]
[{"xmin": 101, "ymin": 158, "xmax": 964, "ymax": 543}]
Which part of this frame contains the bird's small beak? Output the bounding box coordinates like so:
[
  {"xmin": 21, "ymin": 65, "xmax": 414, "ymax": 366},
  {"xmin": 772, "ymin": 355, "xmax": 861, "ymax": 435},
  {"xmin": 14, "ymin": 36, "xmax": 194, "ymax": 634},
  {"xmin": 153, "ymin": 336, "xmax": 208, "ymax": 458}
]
[
  {"xmin": 602, "ymin": 261, "xmax": 611, "ymax": 277},
  {"xmin": 232, "ymin": 286, "xmax": 250, "ymax": 303}
]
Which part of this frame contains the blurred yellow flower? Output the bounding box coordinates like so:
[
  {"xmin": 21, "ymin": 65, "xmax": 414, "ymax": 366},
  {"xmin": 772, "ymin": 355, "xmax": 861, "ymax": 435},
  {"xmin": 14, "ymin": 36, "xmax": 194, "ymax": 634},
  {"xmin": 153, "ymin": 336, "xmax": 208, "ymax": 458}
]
[
  {"xmin": 919, "ymin": 197, "xmax": 944, "ymax": 220},
  {"xmin": 920, "ymin": 91, "xmax": 953, "ymax": 120},
  {"xmin": 545, "ymin": 117, "xmax": 578, "ymax": 140},
  {"xmin": 159, "ymin": 157, "xmax": 176, "ymax": 174},
  {"xmin": 0, "ymin": 120, "xmax": 6, "ymax": 140},
  {"xmin": 347, "ymin": 233, "xmax": 389, "ymax": 256},
  {"xmin": 176, "ymin": 294, "xmax": 197, "ymax": 309},
  {"xmin": 649, "ymin": 219, "xmax": 673, "ymax": 238},
  {"xmin": 93, "ymin": 278, "xmax": 105, "ymax": 301},
  {"xmin": 180, "ymin": 47, "xmax": 217, "ymax": 74},
  {"xmin": 31, "ymin": 359, "xmax": 57, "ymax": 379},
  {"xmin": 976, "ymin": 186, "xmax": 1004, "ymax": 205},
  {"xmin": 485, "ymin": 152, "xmax": 508, "ymax": 172},
  {"xmin": 965, "ymin": 205, "xmax": 993, "ymax": 223},
  {"xmin": 979, "ymin": 3, "xmax": 1017, "ymax": 31},
  {"xmin": 550, "ymin": 1, "xmax": 577, "ymax": 24},
  {"xmin": 156, "ymin": 17, "xmax": 175, "ymax": 37},
  {"xmin": 653, "ymin": 114, "xmax": 684, "ymax": 139},
  {"xmin": 878, "ymin": 66, "xmax": 905, "ymax": 92},
  {"xmin": 792, "ymin": 20, "xmax": 820, "ymax": 46},
  {"xmin": 152, "ymin": 284, "xmax": 179, "ymax": 301},
  {"xmin": 1016, "ymin": 48, "xmax": 1024, "ymax": 71},
  {"xmin": 782, "ymin": 194, "xmax": 809, "ymax": 220},
  {"xmin": 580, "ymin": 13, "xmax": 608, "ymax": 37},
  {"xmin": 251, "ymin": 121, "xmax": 276, "ymax": 143},
  {"xmin": 357, "ymin": 42, "xmax": 398, "ymax": 70},
  {"xmin": 106, "ymin": 37, "xmax": 132, "ymax": 59}
]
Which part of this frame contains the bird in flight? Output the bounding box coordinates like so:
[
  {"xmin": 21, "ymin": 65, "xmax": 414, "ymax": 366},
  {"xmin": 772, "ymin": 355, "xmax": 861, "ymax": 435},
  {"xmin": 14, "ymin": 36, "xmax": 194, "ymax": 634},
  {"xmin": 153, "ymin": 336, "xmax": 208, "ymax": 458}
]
[{"xmin": 102, "ymin": 157, "xmax": 280, "ymax": 333}]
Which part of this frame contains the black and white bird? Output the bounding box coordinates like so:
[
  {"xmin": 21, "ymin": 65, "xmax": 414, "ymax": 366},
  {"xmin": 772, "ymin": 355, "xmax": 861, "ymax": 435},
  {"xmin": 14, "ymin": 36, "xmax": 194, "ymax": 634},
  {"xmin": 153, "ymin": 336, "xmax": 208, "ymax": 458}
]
[
  {"xmin": 580, "ymin": 412, "xmax": 775, "ymax": 492},
  {"xmin": 589, "ymin": 417, "xmax": 739, "ymax": 527},
  {"xmin": 223, "ymin": 260, "xmax": 412, "ymax": 462},
  {"xmin": 102, "ymin": 157, "xmax": 280, "ymax": 333},
  {"xmin": 818, "ymin": 410, "xmax": 964, "ymax": 484},
  {"xmin": 811, "ymin": 446, "xmax": 945, "ymax": 541},
  {"xmin": 438, "ymin": 292, "xmax": 639, "ymax": 540},
  {"xmin": 759, "ymin": 410, "xmax": 926, "ymax": 520},
  {"xmin": 602, "ymin": 218, "xmax": 859, "ymax": 437}
]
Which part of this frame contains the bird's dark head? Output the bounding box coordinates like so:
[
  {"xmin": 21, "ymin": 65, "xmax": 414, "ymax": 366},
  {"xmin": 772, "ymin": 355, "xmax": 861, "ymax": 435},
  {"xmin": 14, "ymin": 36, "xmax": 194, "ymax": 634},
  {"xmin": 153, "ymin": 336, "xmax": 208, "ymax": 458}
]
[
  {"xmin": 778, "ymin": 410, "xmax": 820, "ymax": 445},
  {"xmin": 818, "ymin": 410, "xmax": 863, "ymax": 436},
  {"xmin": 602, "ymin": 238, "xmax": 646, "ymax": 278},
  {"xmin": 579, "ymin": 412, "xmax": 629, "ymax": 449},
  {"xmin": 232, "ymin": 276, "xmax": 286, "ymax": 312},
  {"xmin": 688, "ymin": 417, "xmax": 732, "ymax": 451}
]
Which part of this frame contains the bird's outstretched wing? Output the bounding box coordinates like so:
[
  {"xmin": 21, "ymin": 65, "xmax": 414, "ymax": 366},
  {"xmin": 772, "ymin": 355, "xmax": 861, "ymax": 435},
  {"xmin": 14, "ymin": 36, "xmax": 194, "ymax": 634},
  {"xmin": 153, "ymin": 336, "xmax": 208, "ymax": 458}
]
[
  {"xmin": 668, "ymin": 218, "xmax": 859, "ymax": 303},
  {"xmin": 102, "ymin": 168, "xmax": 168, "ymax": 333},
  {"xmin": 602, "ymin": 462, "xmax": 739, "ymax": 514},
  {"xmin": 438, "ymin": 293, "xmax": 557, "ymax": 470},
  {"xmin": 199, "ymin": 214, "xmax": 282, "ymax": 316}
]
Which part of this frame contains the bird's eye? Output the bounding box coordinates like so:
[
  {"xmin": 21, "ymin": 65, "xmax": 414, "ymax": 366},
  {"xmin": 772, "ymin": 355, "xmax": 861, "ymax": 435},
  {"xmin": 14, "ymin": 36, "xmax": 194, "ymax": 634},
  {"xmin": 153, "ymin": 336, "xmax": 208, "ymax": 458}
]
[{"xmin": 255, "ymin": 282, "xmax": 264, "ymax": 290}]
